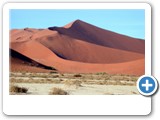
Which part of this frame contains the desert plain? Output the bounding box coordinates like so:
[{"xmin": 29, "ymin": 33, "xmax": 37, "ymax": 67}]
[
  {"xmin": 9, "ymin": 20, "xmax": 144, "ymax": 95},
  {"xmin": 10, "ymin": 72, "xmax": 139, "ymax": 95}
]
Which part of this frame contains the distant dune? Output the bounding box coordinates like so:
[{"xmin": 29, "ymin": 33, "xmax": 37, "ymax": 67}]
[{"xmin": 10, "ymin": 20, "xmax": 145, "ymax": 75}]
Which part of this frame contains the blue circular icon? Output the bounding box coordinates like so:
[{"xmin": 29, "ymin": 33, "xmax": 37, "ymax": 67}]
[{"xmin": 137, "ymin": 75, "xmax": 158, "ymax": 96}]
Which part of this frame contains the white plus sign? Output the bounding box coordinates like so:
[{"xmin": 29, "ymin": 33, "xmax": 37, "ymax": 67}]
[{"xmin": 142, "ymin": 80, "xmax": 153, "ymax": 91}]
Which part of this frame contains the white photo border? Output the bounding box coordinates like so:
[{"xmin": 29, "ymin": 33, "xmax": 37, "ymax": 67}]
[{"xmin": 3, "ymin": 3, "xmax": 151, "ymax": 115}]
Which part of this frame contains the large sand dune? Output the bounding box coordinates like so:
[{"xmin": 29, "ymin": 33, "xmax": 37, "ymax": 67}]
[
  {"xmin": 10, "ymin": 20, "xmax": 145, "ymax": 75},
  {"xmin": 49, "ymin": 20, "xmax": 145, "ymax": 54}
]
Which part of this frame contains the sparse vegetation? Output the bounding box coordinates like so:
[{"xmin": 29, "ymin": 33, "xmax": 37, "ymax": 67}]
[
  {"xmin": 21, "ymin": 72, "xmax": 26, "ymax": 75},
  {"xmin": 10, "ymin": 85, "xmax": 28, "ymax": 94},
  {"xmin": 132, "ymin": 91, "xmax": 138, "ymax": 94},
  {"xmin": 73, "ymin": 74, "xmax": 82, "ymax": 77},
  {"xmin": 96, "ymin": 72, "xmax": 107, "ymax": 75},
  {"xmin": 63, "ymin": 80, "xmax": 82, "ymax": 88},
  {"xmin": 50, "ymin": 71, "xmax": 57, "ymax": 74},
  {"xmin": 10, "ymin": 72, "xmax": 138, "ymax": 86},
  {"xmin": 49, "ymin": 87, "xmax": 69, "ymax": 95},
  {"xmin": 52, "ymin": 75, "xmax": 59, "ymax": 78},
  {"xmin": 10, "ymin": 72, "xmax": 139, "ymax": 95},
  {"xmin": 60, "ymin": 74, "xmax": 64, "ymax": 76}
]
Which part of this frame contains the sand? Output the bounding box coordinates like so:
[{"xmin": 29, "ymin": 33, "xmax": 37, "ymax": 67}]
[
  {"xmin": 10, "ymin": 20, "xmax": 145, "ymax": 76},
  {"xmin": 10, "ymin": 72, "xmax": 139, "ymax": 95},
  {"xmin": 11, "ymin": 83, "xmax": 139, "ymax": 95}
]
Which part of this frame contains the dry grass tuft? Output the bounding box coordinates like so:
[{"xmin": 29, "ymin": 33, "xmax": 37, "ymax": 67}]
[
  {"xmin": 96, "ymin": 72, "xmax": 107, "ymax": 75},
  {"xmin": 50, "ymin": 71, "xmax": 58, "ymax": 74},
  {"xmin": 10, "ymin": 85, "xmax": 28, "ymax": 93},
  {"xmin": 63, "ymin": 80, "xmax": 82, "ymax": 88},
  {"xmin": 132, "ymin": 91, "xmax": 138, "ymax": 94},
  {"xmin": 49, "ymin": 87, "xmax": 69, "ymax": 95},
  {"xmin": 52, "ymin": 75, "xmax": 59, "ymax": 78},
  {"xmin": 73, "ymin": 74, "xmax": 82, "ymax": 77}
]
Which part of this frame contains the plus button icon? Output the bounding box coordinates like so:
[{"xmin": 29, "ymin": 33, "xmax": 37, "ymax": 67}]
[
  {"xmin": 137, "ymin": 75, "xmax": 158, "ymax": 96},
  {"xmin": 142, "ymin": 80, "xmax": 153, "ymax": 91}
]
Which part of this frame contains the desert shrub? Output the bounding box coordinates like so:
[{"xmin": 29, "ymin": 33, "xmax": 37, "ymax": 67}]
[
  {"xmin": 21, "ymin": 72, "xmax": 26, "ymax": 76},
  {"xmin": 49, "ymin": 87, "xmax": 69, "ymax": 95},
  {"xmin": 30, "ymin": 74, "xmax": 37, "ymax": 77},
  {"xmin": 73, "ymin": 74, "xmax": 82, "ymax": 77},
  {"xmin": 132, "ymin": 91, "xmax": 138, "ymax": 94},
  {"xmin": 50, "ymin": 71, "xmax": 57, "ymax": 74},
  {"xmin": 59, "ymin": 79, "xmax": 64, "ymax": 82},
  {"xmin": 97, "ymin": 81, "xmax": 104, "ymax": 85},
  {"xmin": 131, "ymin": 77, "xmax": 138, "ymax": 81},
  {"xmin": 104, "ymin": 75, "xmax": 111, "ymax": 80},
  {"xmin": 52, "ymin": 75, "xmax": 59, "ymax": 78},
  {"xmin": 41, "ymin": 75, "xmax": 48, "ymax": 78},
  {"xmin": 60, "ymin": 74, "xmax": 64, "ymax": 76},
  {"xmin": 96, "ymin": 72, "xmax": 107, "ymax": 75},
  {"xmin": 10, "ymin": 85, "xmax": 28, "ymax": 93},
  {"xmin": 10, "ymin": 73, "xmax": 14, "ymax": 76},
  {"xmin": 63, "ymin": 80, "xmax": 82, "ymax": 88}
]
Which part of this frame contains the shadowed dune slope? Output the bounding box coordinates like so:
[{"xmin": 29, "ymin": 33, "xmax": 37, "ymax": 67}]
[
  {"xmin": 48, "ymin": 20, "xmax": 145, "ymax": 54},
  {"xmin": 37, "ymin": 33, "xmax": 144, "ymax": 63},
  {"xmin": 10, "ymin": 49, "xmax": 56, "ymax": 72},
  {"xmin": 11, "ymin": 40, "xmax": 144, "ymax": 75},
  {"xmin": 10, "ymin": 57, "xmax": 55, "ymax": 73},
  {"xmin": 10, "ymin": 20, "xmax": 145, "ymax": 75}
]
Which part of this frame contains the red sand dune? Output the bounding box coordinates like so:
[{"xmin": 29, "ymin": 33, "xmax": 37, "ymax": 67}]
[
  {"xmin": 48, "ymin": 20, "xmax": 145, "ymax": 54},
  {"xmin": 10, "ymin": 57, "xmax": 54, "ymax": 73},
  {"xmin": 10, "ymin": 20, "xmax": 145, "ymax": 76},
  {"xmin": 37, "ymin": 33, "xmax": 144, "ymax": 63}
]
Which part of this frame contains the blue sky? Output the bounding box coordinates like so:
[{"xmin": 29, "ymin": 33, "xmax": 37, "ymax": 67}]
[{"xmin": 10, "ymin": 9, "xmax": 145, "ymax": 39}]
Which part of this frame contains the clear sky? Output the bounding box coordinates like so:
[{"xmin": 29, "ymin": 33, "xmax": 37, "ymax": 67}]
[{"xmin": 10, "ymin": 9, "xmax": 145, "ymax": 39}]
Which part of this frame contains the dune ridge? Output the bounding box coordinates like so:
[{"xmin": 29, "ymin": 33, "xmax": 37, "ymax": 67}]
[{"xmin": 49, "ymin": 20, "xmax": 145, "ymax": 54}]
